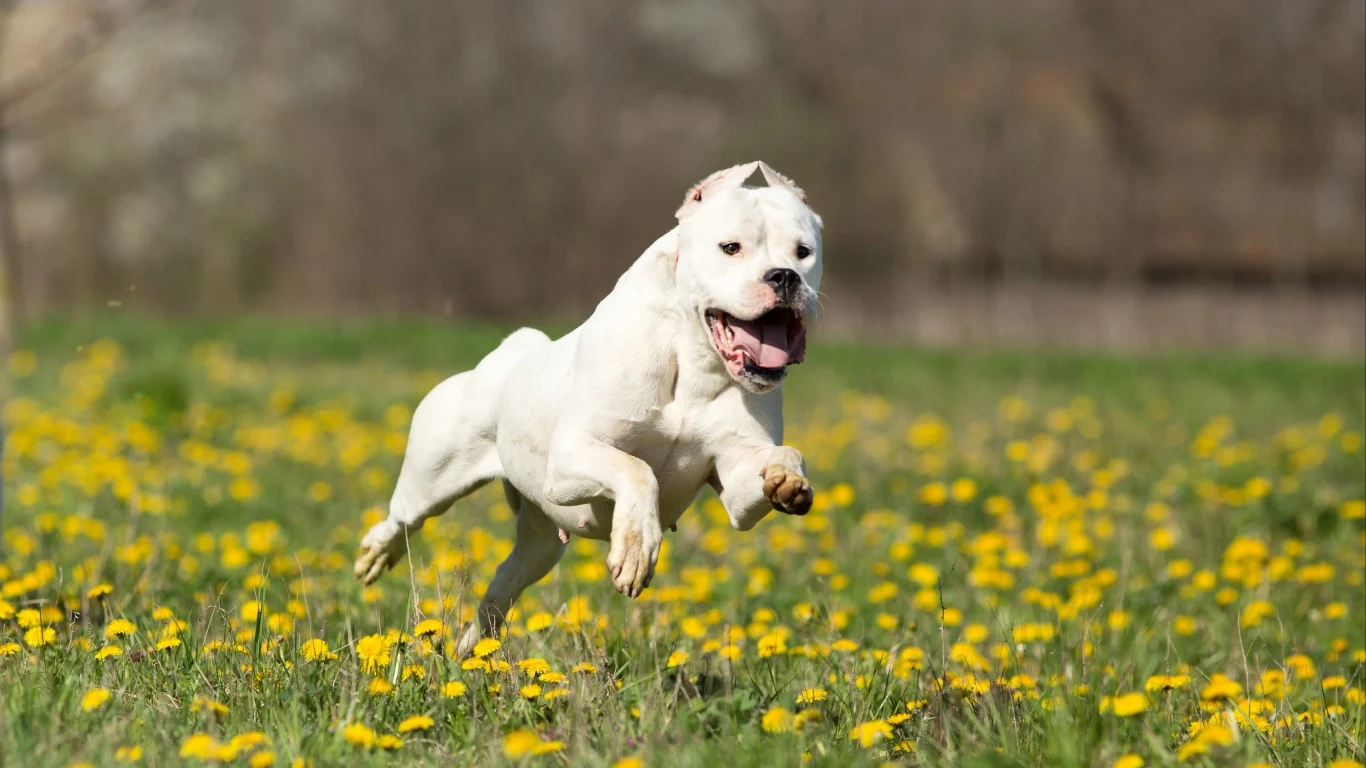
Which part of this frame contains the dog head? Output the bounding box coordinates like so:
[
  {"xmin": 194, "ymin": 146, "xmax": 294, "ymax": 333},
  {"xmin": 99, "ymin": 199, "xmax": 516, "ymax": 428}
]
[{"xmin": 673, "ymin": 161, "xmax": 823, "ymax": 394}]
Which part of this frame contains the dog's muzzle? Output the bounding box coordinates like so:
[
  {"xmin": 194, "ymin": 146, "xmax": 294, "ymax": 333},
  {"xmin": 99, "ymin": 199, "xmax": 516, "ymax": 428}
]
[{"xmin": 706, "ymin": 306, "xmax": 807, "ymax": 380}]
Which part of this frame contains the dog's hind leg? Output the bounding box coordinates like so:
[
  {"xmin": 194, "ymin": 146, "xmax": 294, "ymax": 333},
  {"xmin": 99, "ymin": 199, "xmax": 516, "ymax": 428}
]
[
  {"xmin": 354, "ymin": 371, "xmax": 500, "ymax": 584},
  {"xmin": 354, "ymin": 328, "xmax": 550, "ymax": 585},
  {"xmin": 456, "ymin": 493, "xmax": 565, "ymax": 657}
]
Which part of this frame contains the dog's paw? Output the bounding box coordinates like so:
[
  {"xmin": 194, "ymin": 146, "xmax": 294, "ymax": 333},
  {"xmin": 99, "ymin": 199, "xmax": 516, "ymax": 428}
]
[
  {"xmin": 607, "ymin": 520, "xmax": 662, "ymax": 599},
  {"xmin": 354, "ymin": 519, "xmax": 408, "ymax": 585},
  {"xmin": 761, "ymin": 464, "xmax": 812, "ymax": 515},
  {"xmin": 454, "ymin": 620, "xmax": 484, "ymax": 660}
]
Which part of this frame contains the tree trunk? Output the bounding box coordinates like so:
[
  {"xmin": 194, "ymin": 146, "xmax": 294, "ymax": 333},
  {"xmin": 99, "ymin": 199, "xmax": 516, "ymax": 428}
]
[{"xmin": 0, "ymin": 0, "xmax": 20, "ymax": 355}]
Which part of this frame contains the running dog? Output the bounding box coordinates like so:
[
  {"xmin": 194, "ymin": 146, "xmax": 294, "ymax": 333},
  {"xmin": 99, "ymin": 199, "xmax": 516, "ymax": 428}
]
[{"xmin": 354, "ymin": 161, "xmax": 823, "ymax": 656}]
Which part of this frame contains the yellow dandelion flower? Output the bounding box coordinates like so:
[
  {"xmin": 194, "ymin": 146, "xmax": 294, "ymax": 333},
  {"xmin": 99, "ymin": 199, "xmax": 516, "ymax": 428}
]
[
  {"xmin": 1144, "ymin": 674, "xmax": 1189, "ymax": 693},
  {"xmin": 397, "ymin": 715, "xmax": 434, "ymax": 734},
  {"xmin": 95, "ymin": 645, "xmax": 123, "ymax": 660},
  {"xmin": 249, "ymin": 752, "xmax": 276, "ymax": 768},
  {"xmin": 611, "ymin": 758, "xmax": 645, "ymax": 768},
  {"xmin": 307, "ymin": 481, "xmax": 333, "ymax": 504},
  {"xmin": 114, "ymin": 745, "xmax": 142, "ymax": 762},
  {"xmin": 526, "ymin": 612, "xmax": 554, "ymax": 632},
  {"xmin": 156, "ymin": 637, "xmax": 182, "ymax": 651},
  {"xmin": 503, "ymin": 729, "xmax": 562, "ymax": 758},
  {"xmin": 518, "ymin": 658, "xmax": 552, "ymax": 677},
  {"xmin": 367, "ymin": 678, "xmax": 394, "ymax": 696},
  {"xmin": 0, "ymin": 643, "xmax": 20, "ymax": 657},
  {"xmin": 301, "ymin": 639, "xmax": 336, "ymax": 662},
  {"xmin": 572, "ymin": 662, "xmax": 599, "ymax": 674},
  {"xmin": 442, "ymin": 681, "xmax": 468, "ymax": 698},
  {"xmin": 666, "ymin": 650, "xmax": 689, "ymax": 668},
  {"xmin": 848, "ymin": 720, "xmax": 893, "ymax": 748},
  {"xmin": 1200, "ymin": 674, "xmax": 1243, "ymax": 702},
  {"xmin": 24, "ymin": 627, "xmax": 56, "ymax": 648},
  {"xmin": 541, "ymin": 688, "xmax": 569, "ymax": 703},
  {"xmin": 472, "ymin": 638, "xmax": 501, "ymax": 658},
  {"xmin": 795, "ymin": 688, "xmax": 827, "ymax": 705},
  {"xmin": 761, "ymin": 707, "xmax": 795, "ymax": 733},
  {"xmin": 191, "ymin": 697, "xmax": 229, "ymax": 716},
  {"xmin": 1112, "ymin": 756, "xmax": 1143, "ymax": 768},
  {"xmin": 229, "ymin": 732, "xmax": 270, "ymax": 752},
  {"xmin": 521, "ymin": 684, "xmax": 543, "ymax": 699},
  {"xmin": 1175, "ymin": 741, "xmax": 1208, "ymax": 762},
  {"xmin": 1189, "ymin": 722, "xmax": 1234, "ymax": 747},
  {"xmin": 794, "ymin": 709, "xmax": 822, "ymax": 731},
  {"xmin": 180, "ymin": 734, "xmax": 224, "ymax": 759},
  {"xmin": 354, "ymin": 634, "xmax": 393, "ymax": 674},
  {"xmin": 105, "ymin": 619, "xmax": 136, "ymax": 639},
  {"xmin": 87, "ymin": 584, "xmax": 114, "ymax": 600},
  {"xmin": 413, "ymin": 619, "xmax": 444, "ymax": 637},
  {"xmin": 341, "ymin": 723, "xmax": 376, "ymax": 749},
  {"xmin": 1102, "ymin": 692, "xmax": 1148, "ymax": 717},
  {"xmin": 81, "ymin": 688, "xmax": 112, "ymax": 713}
]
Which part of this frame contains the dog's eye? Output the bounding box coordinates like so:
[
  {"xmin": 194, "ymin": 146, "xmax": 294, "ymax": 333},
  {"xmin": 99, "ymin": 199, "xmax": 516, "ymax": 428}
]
[
  {"xmin": 796, "ymin": 244, "xmax": 812, "ymax": 259},
  {"xmin": 719, "ymin": 242, "xmax": 741, "ymax": 255}
]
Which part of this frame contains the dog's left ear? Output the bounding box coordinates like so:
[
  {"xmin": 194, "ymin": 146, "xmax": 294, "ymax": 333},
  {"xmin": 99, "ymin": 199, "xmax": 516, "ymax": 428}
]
[
  {"xmin": 676, "ymin": 161, "xmax": 760, "ymax": 219},
  {"xmin": 756, "ymin": 162, "xmax": 806, "ymax": 202}
]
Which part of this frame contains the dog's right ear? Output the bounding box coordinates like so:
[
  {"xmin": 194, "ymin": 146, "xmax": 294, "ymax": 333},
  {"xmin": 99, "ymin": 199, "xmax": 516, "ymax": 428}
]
[
  {"xmin": 756, "ymin": 162, "xmax": 806, "ymax": 202},
  {"xmin": 676, "ymin": 162, "xmax": 760, "ymax": 219}
]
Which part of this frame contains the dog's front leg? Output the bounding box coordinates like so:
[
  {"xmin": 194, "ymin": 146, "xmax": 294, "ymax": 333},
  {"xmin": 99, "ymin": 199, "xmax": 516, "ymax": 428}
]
[
  {"xmin": 712, "ymin": 443, "xmax": 813, "ymax": 531},
  {"xmin": 544, "ymin": 434, "xmax": 662, "ymax": 598}
]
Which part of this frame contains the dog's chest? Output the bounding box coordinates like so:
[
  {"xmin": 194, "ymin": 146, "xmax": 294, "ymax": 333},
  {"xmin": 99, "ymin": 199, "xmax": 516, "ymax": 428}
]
[
  {"xmin": 631, "ymin": 388, "xmax": 720, "ymax": 515},
  {"xmin": 637, "ymin": 397, "xmax": 711, "ymax": 471}
]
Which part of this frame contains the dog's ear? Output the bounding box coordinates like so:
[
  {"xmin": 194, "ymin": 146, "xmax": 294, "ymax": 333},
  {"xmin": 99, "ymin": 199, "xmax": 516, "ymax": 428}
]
[
  {"xmin": 676, "ymin": 161, "xmax": 760, "ymax": 219},
  {"xmin": 757, "ymin": 161, "xmax": 806, "ymax": 202}
]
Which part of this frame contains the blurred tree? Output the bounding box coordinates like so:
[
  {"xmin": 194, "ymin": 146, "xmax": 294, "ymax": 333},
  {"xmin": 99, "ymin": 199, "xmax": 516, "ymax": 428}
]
[
  {"xmin": 0, "ymin": 0, "xmax": 162, "ymax": 350},
  {"xmin": 0, "ymin": 0, "xmax": 19, "ymax": 353}
]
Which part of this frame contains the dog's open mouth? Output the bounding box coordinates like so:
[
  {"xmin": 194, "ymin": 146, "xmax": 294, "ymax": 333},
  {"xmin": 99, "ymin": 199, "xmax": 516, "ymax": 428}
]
[{"xmin": 706, "ymin": 307, "xmax": 807, "ymax": 382}]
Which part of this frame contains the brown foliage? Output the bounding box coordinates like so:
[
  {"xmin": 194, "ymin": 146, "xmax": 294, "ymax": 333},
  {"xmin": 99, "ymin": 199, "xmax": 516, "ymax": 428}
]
[{"xmin": 4, "ymin": 0, "xmax": 1363, "ymax": 351}]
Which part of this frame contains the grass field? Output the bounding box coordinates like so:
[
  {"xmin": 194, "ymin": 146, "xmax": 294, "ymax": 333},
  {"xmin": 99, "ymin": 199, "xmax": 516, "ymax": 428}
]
[{"xmin": 2, "ymin": 313, "xmax": 1364, "ymax": 767}]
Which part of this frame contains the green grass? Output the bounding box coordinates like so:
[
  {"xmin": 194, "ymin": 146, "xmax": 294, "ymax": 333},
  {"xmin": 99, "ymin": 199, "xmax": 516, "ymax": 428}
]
[{"xmin": 2, "ymin": 313, "xmax": 1364, "ymax": 767}]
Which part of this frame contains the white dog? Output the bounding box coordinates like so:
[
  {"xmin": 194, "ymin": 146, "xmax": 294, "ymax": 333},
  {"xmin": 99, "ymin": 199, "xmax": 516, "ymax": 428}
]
[{"xmin": 354, "ymin": 161, "xmax": 823, "ymax": 656}]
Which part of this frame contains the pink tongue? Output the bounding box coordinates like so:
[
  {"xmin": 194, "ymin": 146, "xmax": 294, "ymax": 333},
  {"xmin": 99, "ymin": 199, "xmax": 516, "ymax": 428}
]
[{"xmin": 729, "ymin": 317, "xmax": 790, "ymax": 368}]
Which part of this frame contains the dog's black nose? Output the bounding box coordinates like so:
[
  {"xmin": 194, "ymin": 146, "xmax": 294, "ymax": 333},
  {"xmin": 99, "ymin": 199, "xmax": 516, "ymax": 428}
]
[{"xmin": 764, "ymin": 268, "xmax": 801, "ymax": 303}]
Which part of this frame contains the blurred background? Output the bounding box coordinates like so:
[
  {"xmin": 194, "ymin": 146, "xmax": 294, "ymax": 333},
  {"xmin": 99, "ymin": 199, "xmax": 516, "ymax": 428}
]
[{"xmin": 1, "ymin": 0, "xmax": 1363, "ymax": 355}]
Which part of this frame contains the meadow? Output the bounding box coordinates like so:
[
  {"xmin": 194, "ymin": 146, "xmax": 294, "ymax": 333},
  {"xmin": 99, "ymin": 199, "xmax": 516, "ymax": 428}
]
[{"xmin": 1, "ymin": 313, "xmax": 1363, "ymax": 767}]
